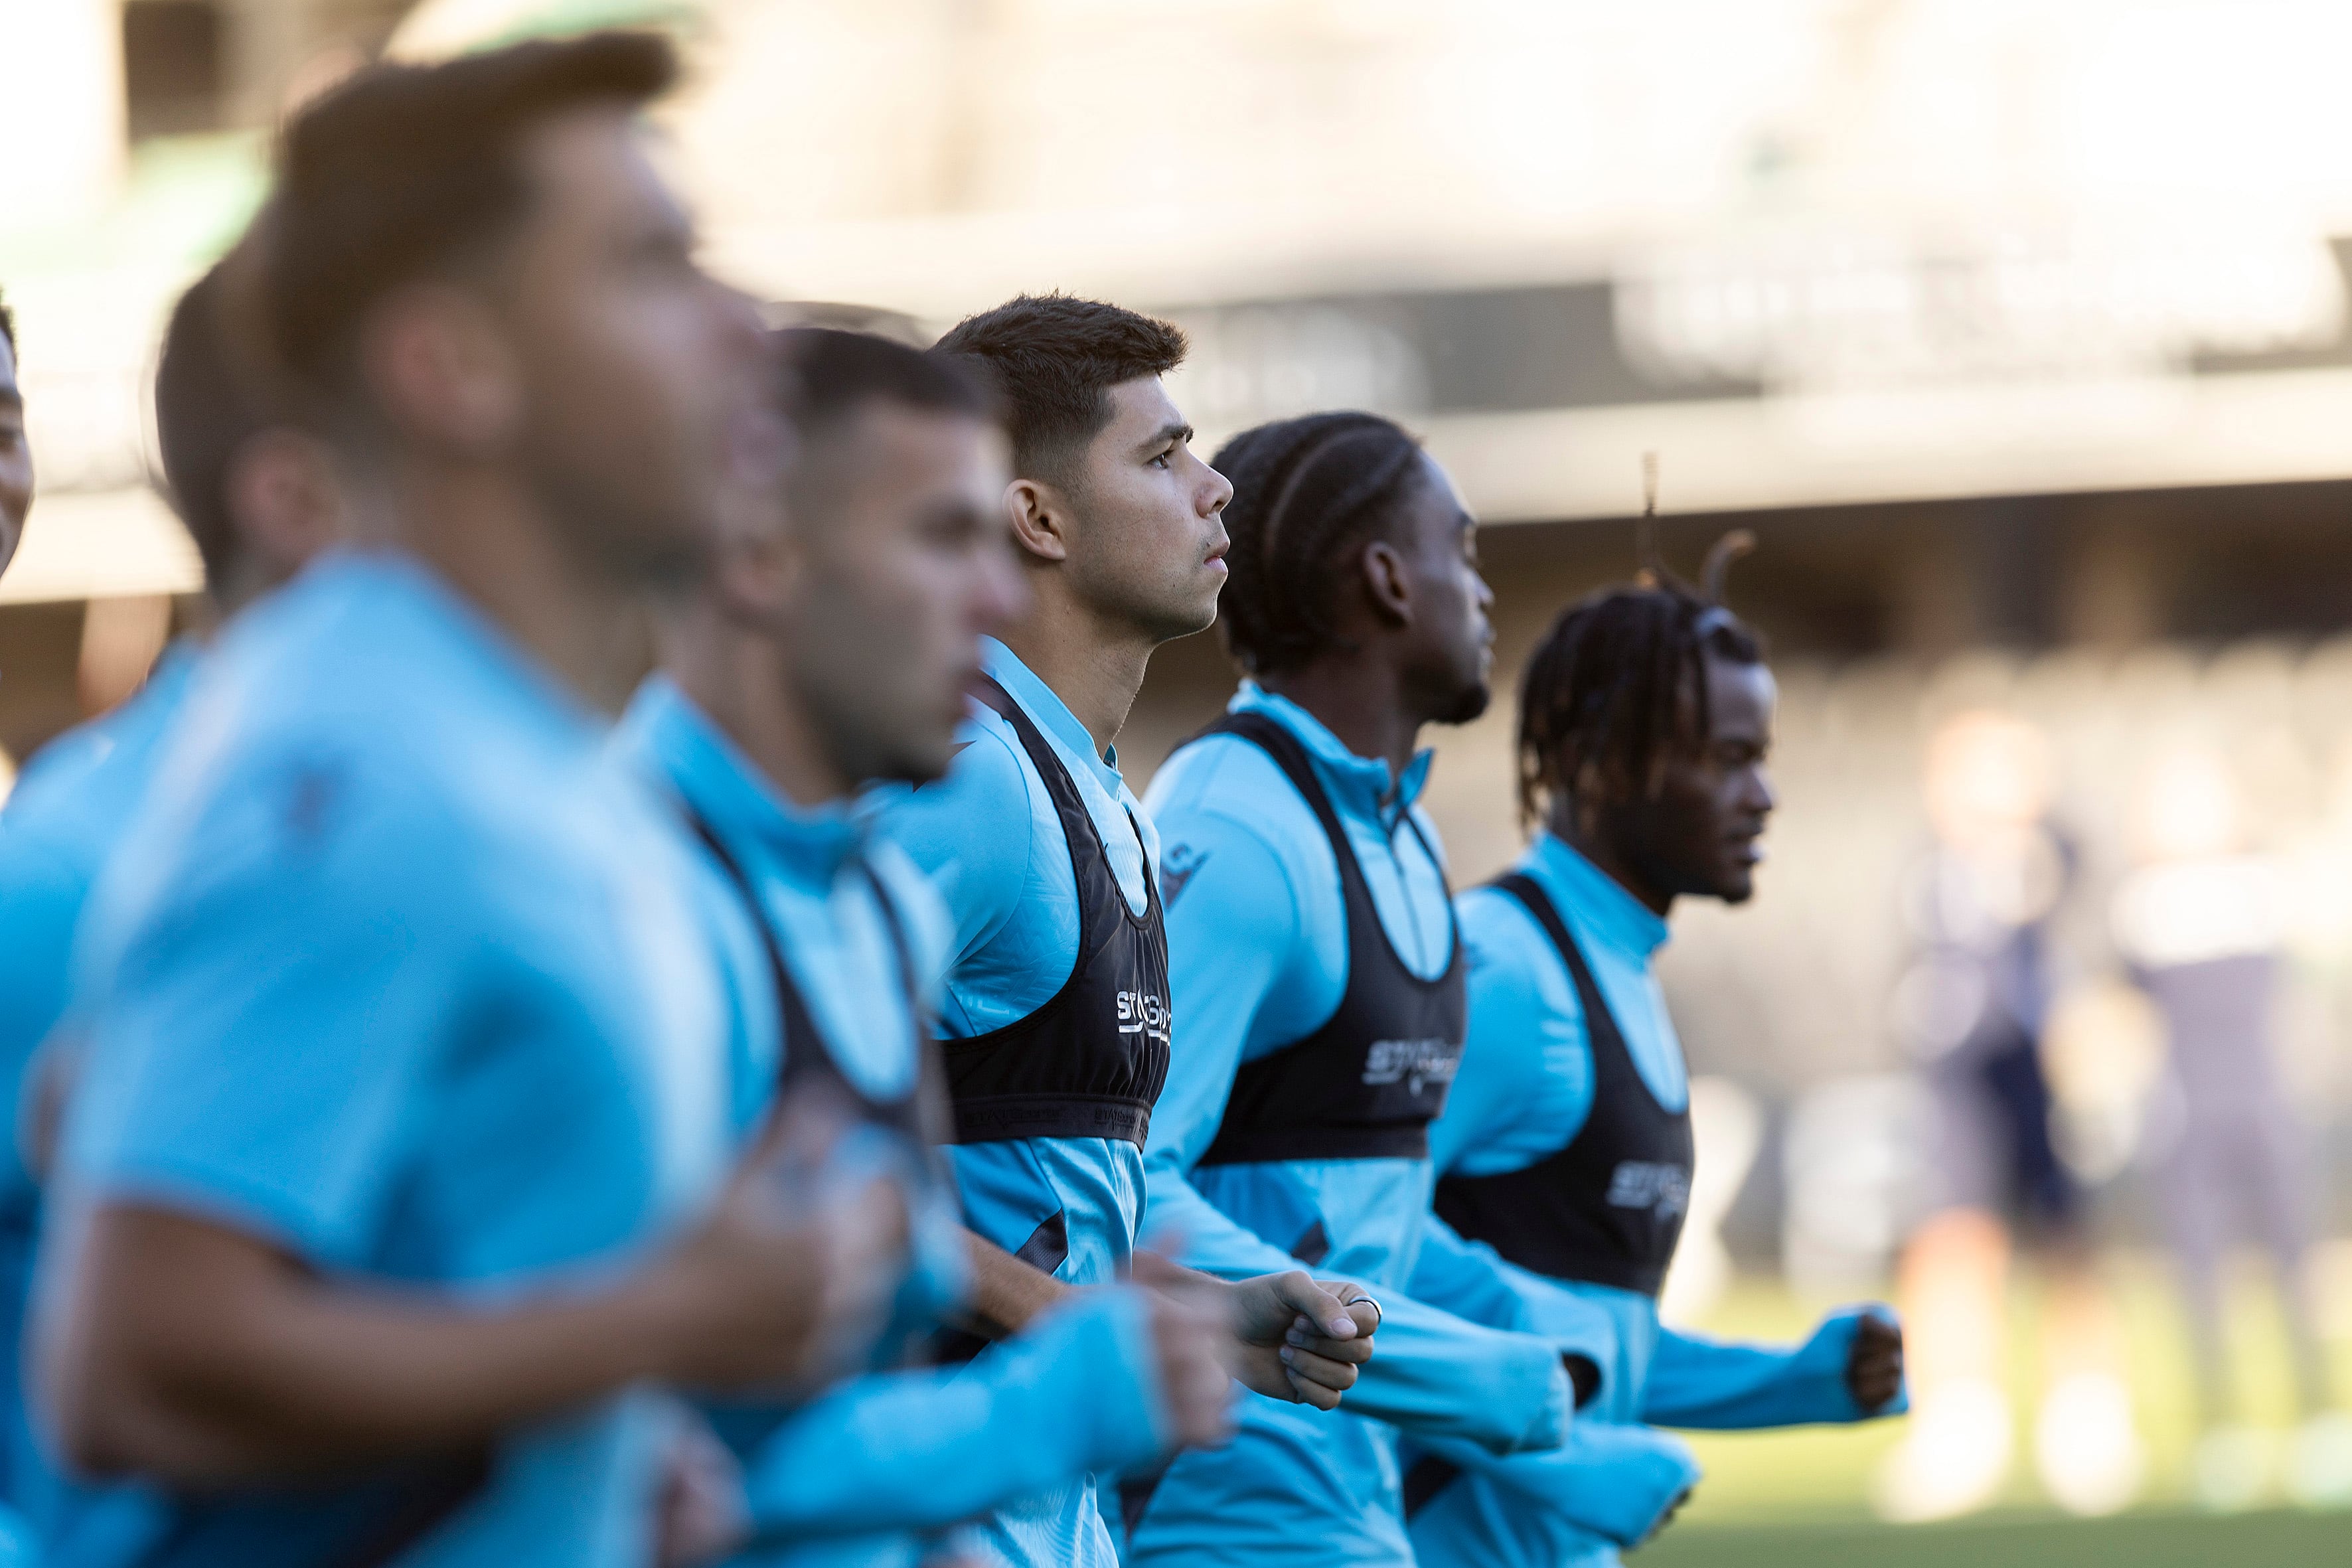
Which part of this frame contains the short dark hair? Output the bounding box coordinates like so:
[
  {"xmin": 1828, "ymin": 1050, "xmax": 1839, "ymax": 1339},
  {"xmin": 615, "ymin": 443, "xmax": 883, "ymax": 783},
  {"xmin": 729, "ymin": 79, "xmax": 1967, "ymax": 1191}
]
[
  {"xmin": 775, "ymin": 327, "xmax": 992, "ymax": 437},
  {"xmin": 1211, "ymin": 411, "xmax": 1428, "ymax": 676},
  {"xmin": 1516, "ymin": 553, "xmax": 1766, "ymax": 832},
  {"xmin": 264, "ymin": 31, "xmax": 675, "ymax": 421},
  {"xmin": 931, "ymin": 293, "xmax": 1184, "ymax": 483},
  {"xmin": 155, "ymin": 260, "xmax": 285, "ymax": 586}
]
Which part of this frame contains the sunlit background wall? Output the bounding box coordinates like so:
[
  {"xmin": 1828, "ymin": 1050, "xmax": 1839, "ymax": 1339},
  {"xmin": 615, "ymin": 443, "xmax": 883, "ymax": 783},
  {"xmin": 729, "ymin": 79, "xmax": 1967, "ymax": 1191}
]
[{"xmin": 4, "ymin": 0, "xmax": 2351, "ymax": 1549}]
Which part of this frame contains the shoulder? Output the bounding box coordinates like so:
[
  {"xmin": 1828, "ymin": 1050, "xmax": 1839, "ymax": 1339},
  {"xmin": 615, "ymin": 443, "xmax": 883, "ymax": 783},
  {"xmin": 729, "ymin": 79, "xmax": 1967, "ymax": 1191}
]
[
  {"xmin": 1460, "ymin": 882, "xmax": 1581, "ymax": 1018},
  {"xmin": 1146, "ymin": 732, "xmax": 1334, "ymax": 896},
  {"xmin": 869, "ymin": 712, "xmax": 1041, "ymax": 933}
]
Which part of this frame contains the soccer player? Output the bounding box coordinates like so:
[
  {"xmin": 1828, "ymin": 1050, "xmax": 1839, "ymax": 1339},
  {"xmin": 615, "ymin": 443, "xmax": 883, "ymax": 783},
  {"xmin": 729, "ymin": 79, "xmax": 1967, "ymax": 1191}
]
[
  {"xmin": 617, "ymin": 325, "xmax": 1235, "ymax": 1565},
  {"xmin": 1131, "ymin": 412, "xmax": 1581, "ymax": 1567},
  {"xmin": 0, "ymin": 251, "xmax": 339, "ymax": 1533},
  {"xmin": 1406, "ymin": 562, "xmax": 1907, "ymax": 1568},
  {"xmin": 0, "ymin": 291, "xmax": 29, "ymax": 576},
  {"xmin": 877, "ymin": 295, "xmax": 1383, "ymax": 1568},
  {"xmin": 31, "ymin": 36, "xmax": 897, "ymax": 1567}
]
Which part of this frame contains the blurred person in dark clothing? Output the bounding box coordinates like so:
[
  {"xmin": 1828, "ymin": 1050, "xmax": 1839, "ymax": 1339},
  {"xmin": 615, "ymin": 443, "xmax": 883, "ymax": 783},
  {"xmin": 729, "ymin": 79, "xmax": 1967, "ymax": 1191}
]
[
  {"xmin": 0, "ymin": 248, "xmax": 340, "ymax": 1539},
  {"xmin": 1877, "ymin": 708, "xmax": 2141, "ymax": 1522},
  {"xmin": 2112, "ymin": 745, "xmax": 2349, "ymax": 1510},
  {"xmin": 28, "ymin": 35, "xmax": 902, "ymax": 1568},
  {"xmin": 0, "ymin": 292, "xmax": 30, "ymax": 578}
]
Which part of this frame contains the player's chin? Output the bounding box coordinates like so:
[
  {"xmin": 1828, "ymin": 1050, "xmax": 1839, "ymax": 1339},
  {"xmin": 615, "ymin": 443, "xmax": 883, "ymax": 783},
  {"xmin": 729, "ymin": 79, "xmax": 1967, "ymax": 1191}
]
[{"xmin": 1713, "ymin": 865, "xmax": 1759, "ymax": 904}]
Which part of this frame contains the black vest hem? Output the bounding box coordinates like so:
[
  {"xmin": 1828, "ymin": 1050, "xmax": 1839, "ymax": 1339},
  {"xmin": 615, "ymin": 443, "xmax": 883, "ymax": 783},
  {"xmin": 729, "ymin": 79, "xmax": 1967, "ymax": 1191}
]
[{"xmin": 940, "ymin": 1093, "xmax": 1152, "ymax": 1145}]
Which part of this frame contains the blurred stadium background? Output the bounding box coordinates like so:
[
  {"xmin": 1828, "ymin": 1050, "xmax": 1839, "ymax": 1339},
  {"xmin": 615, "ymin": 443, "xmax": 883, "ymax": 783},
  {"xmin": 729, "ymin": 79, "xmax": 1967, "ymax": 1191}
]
[{"xmin": 4, "ymin": 1, "xmax": 2351, "ymax": 1556}]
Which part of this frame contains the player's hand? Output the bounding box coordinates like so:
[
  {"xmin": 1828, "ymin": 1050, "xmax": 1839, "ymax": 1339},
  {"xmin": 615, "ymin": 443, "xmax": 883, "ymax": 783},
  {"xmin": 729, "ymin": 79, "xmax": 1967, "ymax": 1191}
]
[
  {"xmin": 652, "ymin": 1089, "xmax": 911, "ymax": 1392},
  {"xmin": 655, "ymin": 1413, "xmax": 747, "ymax": 1567},
  {"xmin": 1632, "ymin": 1485, "xmax": 1694, "ymax": 1550},
  {"xmin": 1844, "ymin": 1311, "xmax": 1905, "ymax": 1413},
  {"xmin": 1133, "ymin": 1251, "xmax": 1237, "ymax": 1449},
  {"xmin": 1222, "ymin": 1270, "xmax": 1378, "ymax": 1410}
]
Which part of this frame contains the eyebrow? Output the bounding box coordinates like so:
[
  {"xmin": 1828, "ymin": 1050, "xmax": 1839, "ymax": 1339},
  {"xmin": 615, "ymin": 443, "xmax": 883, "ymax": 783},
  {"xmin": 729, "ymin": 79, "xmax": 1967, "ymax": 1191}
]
[{"xmin": 1136, "ymin": 420, "xmax": 1192, "ymax": 456}]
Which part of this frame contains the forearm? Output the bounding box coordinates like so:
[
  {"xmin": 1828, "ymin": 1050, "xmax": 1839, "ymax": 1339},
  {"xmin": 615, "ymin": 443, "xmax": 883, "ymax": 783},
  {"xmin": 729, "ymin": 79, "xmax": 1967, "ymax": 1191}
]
[
  {"xmin": 947, "ymin": 1229, "xmax": 1071, "ymax": 1340},
  {"xmin": 1138, "ymin": 1160, "xmax": 1304, "ymax": 1281},
  {"xmin": 1642, "ymin": 1309, "xmax": 1900, "ymax": 1429},
  {"xmin": 1407, "ymin": 1421, "xmax": 1699, "ymax": 1549},
  {"xmin": 1343, "ymin": 1291, "xmax": 1569, "ymax": 1453},
  {"xmin": 51, "ymin": 1248, "xmax": 686, "ymax": 1486},
  {"xmin": 740, "ymin": 1290, "xmax": 1166, "ymax": 1539}
]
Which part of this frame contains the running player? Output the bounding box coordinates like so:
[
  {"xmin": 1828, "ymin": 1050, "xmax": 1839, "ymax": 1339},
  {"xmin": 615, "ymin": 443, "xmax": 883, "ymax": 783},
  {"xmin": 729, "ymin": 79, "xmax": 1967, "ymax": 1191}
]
[
  {"xmin": 877, "ymin": 295, "xmax": 1382, "ymax": 1568},
  {"xmin": 31, "ymin": 36, "xmax": 897, "ymax": 1567},
  {"xmin": 1406, "ymin": 560, "xmax": 1907, "ymax": 1568},
  {"xmin": 0, "ymin": 291, "xmax": 28, "ymax": 576},
  {"xmin": 0, "ymin": 251, "xmax": 339, "ymax": 1535},
  {"xmin": 1131, "ymin": 412, "xmax": 1580, "ymax": 1568},
  {"xmin": 617, "ymin": 325, "xmax": 1234, "ymax": 1565}
]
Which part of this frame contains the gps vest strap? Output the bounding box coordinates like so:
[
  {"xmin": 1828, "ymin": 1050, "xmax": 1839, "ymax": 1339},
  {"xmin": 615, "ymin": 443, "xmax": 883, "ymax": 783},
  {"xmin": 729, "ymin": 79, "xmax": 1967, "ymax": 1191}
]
[
  {"xmin": 936, "ymin": 676, "xmax": 1170, "ymax": 1146},
  {"xmin": 1432, "ymin": 872, "xmax": 1694, "ymax": 1298},
  {"xmin": 1187, "ymin": 712, "xmax": 1466, "ymax": 1166},
  {"xmin": 684, "ymin": 807, "xmax": 943, "ymax": 1144}
]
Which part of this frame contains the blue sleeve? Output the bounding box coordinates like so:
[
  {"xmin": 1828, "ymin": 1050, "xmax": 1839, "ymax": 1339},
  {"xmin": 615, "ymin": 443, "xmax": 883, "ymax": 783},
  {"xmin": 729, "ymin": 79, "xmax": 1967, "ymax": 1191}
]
[
  {"xmin": 1405, "ymin": 1419, "xmax": 1699, "ymax": 1549},
  {"xmin": 737, "ymin": 1288, "xmax": 1167, "ymax": 1540},
  {"xmin": 0, "ymin": 834, "xmax": 86, "ymax": 1201},
  {"xmin": 1405, "ymin": 1214, "xmax": 1616, "ymax": 1368},
  {"xmin": 1140, "ymin": 811, "xmax": 1319, "ymax": 1281},
  {"xmin": 870, "ymin": 724, "xmax": 1034, "ymax": 973},
  {"xmin": 1335, "ymin": 1289, "xmax": 1570, "ymax": 1454},
  {"xmin": 56, "ymin": 764, "xmax": 456, "ymax": 1267},
  {"xmin": 1640, "ymin": 1306, "xmax": 1907, "ymax": 1429},
  {"xmin": 1429, "ymin": 889, "xmax": 1591, "ymax": 1178}
]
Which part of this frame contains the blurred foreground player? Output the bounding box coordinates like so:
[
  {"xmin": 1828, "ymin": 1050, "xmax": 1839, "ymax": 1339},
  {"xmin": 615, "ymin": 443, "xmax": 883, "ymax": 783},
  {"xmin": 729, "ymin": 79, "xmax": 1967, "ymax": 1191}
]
[
  {"xmin": 619, "ymin": 326, "xmax": 1235, "ymax": 1566},
  {"xmin": 1132, "ymin": 413, "xmax": 1577, "ymax": 1567},
  {"xmin": 0, "ymin": 291, "xmax": 29, "ymax": 576},
  {"xmin": 33, "ymin": 36, "xmax": 900, "ymax": 1567},
  {"xmin": 1408, "ymin": 555, "xmax": 1906, "ymax": 1568},
  {"xmin": 878, "ymin": 295, "xmax": 1379, "ymax": 1568},
  {"xmin": 0, "ymin": 256, "xmax": 339, "ymax": 1531}
]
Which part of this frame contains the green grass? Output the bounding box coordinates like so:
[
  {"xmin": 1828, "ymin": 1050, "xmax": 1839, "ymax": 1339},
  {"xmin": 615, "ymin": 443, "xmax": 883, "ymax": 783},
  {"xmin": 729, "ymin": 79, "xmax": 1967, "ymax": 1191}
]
[
  {"xmin": 1632, "ymin": 1253, "xmax": 2352, "ymax": 1557},
  {"xmin": 1638, "ymin": 1509, "xmax": 2345, "ymax": 1567}
]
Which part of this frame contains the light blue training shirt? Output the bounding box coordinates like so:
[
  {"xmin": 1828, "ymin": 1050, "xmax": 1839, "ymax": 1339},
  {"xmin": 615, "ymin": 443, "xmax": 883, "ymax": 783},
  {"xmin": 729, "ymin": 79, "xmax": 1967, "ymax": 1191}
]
[
  {"xmin": 1407, "ymin": 831, "xmax": 1903, "ymax": 1568},
  {"xmin": 45, "ymin": 551, "xmax": 742, "ymax": 1568},
  {"xmin": 868, "ymin": 637, "xmax": 1159, "ymax": 1568},
  {"xmin": 1130, "ymin": 685, "xmax": 1569, "ymax": 1568},
  {"xmin": 0, "ymin": 642, "xmax": 198, "ymax": 1541},
  {"xmin": 615, "ymin": 677, "xmax": 1176, "ymax": 1568}
]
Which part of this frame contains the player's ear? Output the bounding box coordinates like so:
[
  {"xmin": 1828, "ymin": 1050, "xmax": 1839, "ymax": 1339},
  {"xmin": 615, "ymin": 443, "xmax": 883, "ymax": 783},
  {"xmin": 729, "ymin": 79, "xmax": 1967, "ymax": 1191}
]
[
  {"xmin": 1004, "ymin": 477, "xmax": 1069, "ymax": 565},
  {"xmin": 1358, "ymin": 538, "xmax": 1411, "ymax": 628}
]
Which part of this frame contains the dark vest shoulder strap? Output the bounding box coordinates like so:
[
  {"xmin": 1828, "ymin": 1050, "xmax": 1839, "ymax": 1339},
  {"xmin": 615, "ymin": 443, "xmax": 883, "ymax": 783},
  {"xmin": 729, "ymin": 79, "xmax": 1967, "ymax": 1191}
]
[
  {"xmin": 1492, "ymin": 871, "xmax": 1608, "ymax": 1017},
  {"xmin": 1192, "ymin": 712, "xmax": 1373, "ymax": 905},
  {"xmin": 684, "ymin": 807, "xmax": 829, "ymax": 1077}
]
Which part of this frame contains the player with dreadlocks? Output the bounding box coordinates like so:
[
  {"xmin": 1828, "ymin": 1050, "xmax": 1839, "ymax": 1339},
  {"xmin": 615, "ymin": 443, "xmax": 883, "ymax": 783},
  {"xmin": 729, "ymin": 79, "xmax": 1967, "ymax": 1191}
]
[
  {"xmin": 1131, "ymin": 412, "xmax": 1578, "ymax": 1567},
  {"xmin": 1401, "ymin": 541, "xmax": 1910, "ymax": 1568}
]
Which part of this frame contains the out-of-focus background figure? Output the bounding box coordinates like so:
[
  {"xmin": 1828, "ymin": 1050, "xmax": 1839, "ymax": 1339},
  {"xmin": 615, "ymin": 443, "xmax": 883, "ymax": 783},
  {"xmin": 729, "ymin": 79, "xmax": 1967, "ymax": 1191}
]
[
  {"xmin": 2113, "ymin": 745, "xmax": 2352, "ymax": 1510},
  {"xmin": 1876, "ymin": 710, "xmax": 2141, "ymax": 1521},
  {"xmin": 5, "ymin": 3, "xmax": 2352, "ymax": 1565}
]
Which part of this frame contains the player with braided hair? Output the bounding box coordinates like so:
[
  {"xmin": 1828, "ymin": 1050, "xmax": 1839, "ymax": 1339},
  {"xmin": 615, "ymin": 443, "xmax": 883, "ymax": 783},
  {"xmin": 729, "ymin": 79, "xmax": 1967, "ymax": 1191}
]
[
  {"xmin": 1401, "ymin": 545, "xmax": 1910, "ymax": 1568},
  {"xmin": 1130, "ymin": 412, "xmax": 1579, "ymax": 1567}
]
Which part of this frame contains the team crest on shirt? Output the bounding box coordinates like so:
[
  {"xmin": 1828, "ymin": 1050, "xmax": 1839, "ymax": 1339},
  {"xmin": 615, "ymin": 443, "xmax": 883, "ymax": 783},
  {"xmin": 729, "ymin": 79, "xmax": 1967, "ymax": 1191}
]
[
  {"xmin": 1160, "ymin": 842, "xmax": 1208, "ymax": 907},
  {"xmin": 1605, "ymin": 1160, "xmax": 1691, "ymax": 1220}
]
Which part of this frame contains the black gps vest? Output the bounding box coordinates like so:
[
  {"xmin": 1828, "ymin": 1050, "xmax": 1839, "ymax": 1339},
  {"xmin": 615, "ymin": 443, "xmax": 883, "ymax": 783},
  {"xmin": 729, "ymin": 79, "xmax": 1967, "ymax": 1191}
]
[
  {"xmin": 936, "ymin": 676, "xmax": 1170, "ymax": 1147},
  {"xmin": 682, "ymin": 807, "xmax": 945, "ymax": 1144},
  {"xmin": 1188, "ymin": 712, "xmax": 1466, "ymax": 1167},
  {"xmin": 1433, "ymin": 872, "xmax": 1694, "ymax": 1297}
]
